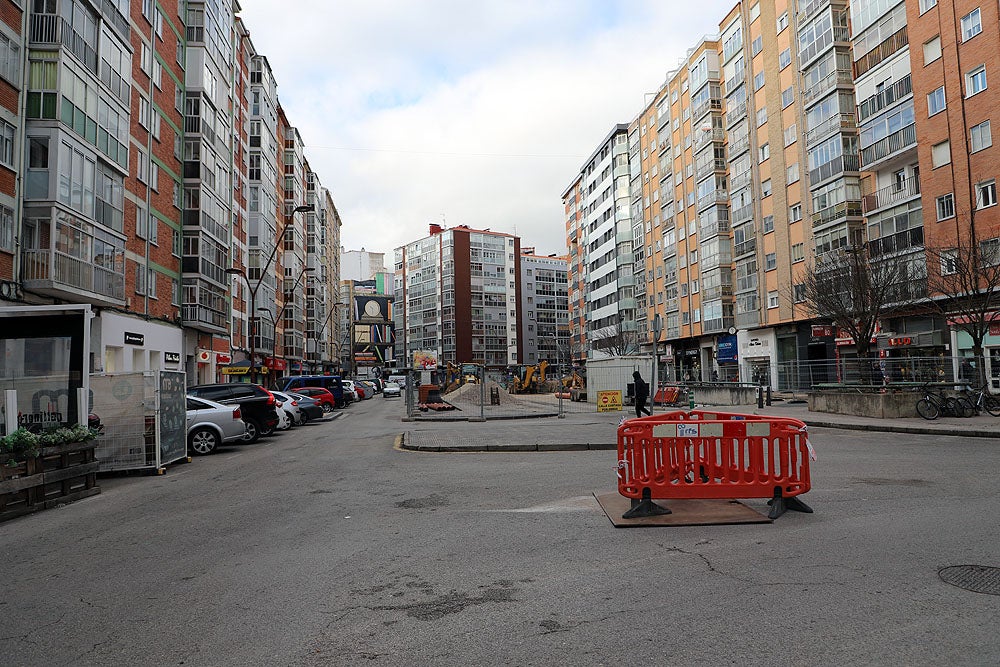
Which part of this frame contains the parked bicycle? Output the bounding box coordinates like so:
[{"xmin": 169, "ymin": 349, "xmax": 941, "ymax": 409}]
[
  {"xmin": 963, "ymin": 385, "xmax": 1000, "ymax": 417},
  {"xmin": 915, "ymin": 383, "xmax": 973, "ymax": 420}
]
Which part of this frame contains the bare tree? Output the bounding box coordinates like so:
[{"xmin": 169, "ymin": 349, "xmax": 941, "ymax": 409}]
[
  {"xmin": 923, "ymin": 222, "xmax": 1000, "ymax": 388},
  {"xmin": 590, "ymin": 320, "xmax": 639, "ymax": 357},
  {"xmin": 798, "ymin": 243, "xmax": 913, "ymax": 383}
]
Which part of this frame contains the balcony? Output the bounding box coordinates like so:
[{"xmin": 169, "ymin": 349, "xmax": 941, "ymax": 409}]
[
  {"xmin": 700, "ymin": 248, "xmax": 733, "ymax": 271},
  {"xmin": 728, "ymin": 135, "xmax": 750, "ymax": 158},
  {"xmin": 802, "ymin": 68, "xmax": 853, "ymax": 106},
  {"xmin": 695, "ymin": 155, "xmax": 727, "ymax": 181},
  {"xmin": 725, "ymin": 101, "xmax": 748, "ymax": 128},
  {"xmin": 860, "ymin": 123, "xmax": 916, "ymax": 170},
  {"xmin": 698, "ymin": 188, "xmax": 729, "ymax": 211},
  {"xmin": 21, "ymin": 249, "xmax": 125, "ymax": 307},
  {"xmin": 862, "ymin": 177, "xmax": 921, "ymax": 214},
  {"xmin": 812, "ymin": 199, "xmax": 863, "ymax": 227},
  {"xmin": 694, "ymin": 128, "xmax": 725, "ymax": 151},
  {"xmin": 809, "ymin": 154, "xmax": 860, "ymax": 187},
  {"xmin": 699, "ymin": 218, "xmax": 731, "ymax": 240},
  {"xmin": 735, "ymin": 309, "xmax": 760, "ymax": 328},
  {"xmin": 701, "ymin": 284, "xmax": 734, "ymax": 301},
  {"xmin": 724, "ymin": 69, "xmax": 746, "ymax": 96},
  {"xmin": 857, "ymin": 75, "xmax": 912, "ymax": 123},
  {"xmin": 734, "ymin": 238, "xmax": 757, "ymax": 257},
  {"xmin": 800, "ymin": 26, "xmax": 851, "ymax": 67},
  {"xmin": 692, "ymin": 98, "xmax": 722, "ymax": 122},
  {"xmin": 702, "ymin": 315, "xmax": 735, "ymax": 334},
  {"xmin": 730, "ymin": 170, "xmax": 751, "ymax": 192},
  {"xmin": 732, "ymin": 203, "xmax": 754, "ymax": 224},
  {"xmin": 868, "ymin": 226, "xmax": 924, "ymax": 258},
  {"xmin": 804, "ymin": 112, "xmax": 857, "ymax": 145},
  {"xmin": 182, "ymin": 305, "xmax": 228, "ymax": 332}
]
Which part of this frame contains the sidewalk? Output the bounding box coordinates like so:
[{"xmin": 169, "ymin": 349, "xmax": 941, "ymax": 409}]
[{"xmin": 401, "ymin": 399, "xmax": 1000, "ymax": 452}]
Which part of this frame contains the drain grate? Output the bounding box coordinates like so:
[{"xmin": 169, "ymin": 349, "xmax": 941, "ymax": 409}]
[{"xmin": 938, "ymin": 565, "xmax": 1000, "ymax": 595}]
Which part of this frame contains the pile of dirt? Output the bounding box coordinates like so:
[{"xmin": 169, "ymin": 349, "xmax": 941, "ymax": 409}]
[{"xmin": 446, "ymin": 380, "xmax": 511, "ymax": 405}]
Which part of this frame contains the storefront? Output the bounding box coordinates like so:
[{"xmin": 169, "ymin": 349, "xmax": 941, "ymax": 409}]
[
  {"xmin": 94, "ymin": 311, "xmax": 183, "ymax": 375},
  {"xmin": 715, "ymin": 334, "xmax": 738, "ymax": 381},
  {"xmin": 951, "ymin": 319, "xmax": 1000, "ymax": 391},
  {"xmin": 738, "ymin": 328, "xmax": 776, "ymax": 386}
]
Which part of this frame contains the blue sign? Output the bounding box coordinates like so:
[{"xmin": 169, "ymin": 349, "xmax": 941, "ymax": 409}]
[{"xmin": 716, "ymin": 335, "xmax": 738, "ymax": 363}]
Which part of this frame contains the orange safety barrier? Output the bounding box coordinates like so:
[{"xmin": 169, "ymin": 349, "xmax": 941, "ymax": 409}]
[
  {"xmin": 653, "ymin": 386, "xmax": 681, "ymax": 405},
  {"xmin": 616, "ymin": 410, "xmax": 815, "ymax": 520}
]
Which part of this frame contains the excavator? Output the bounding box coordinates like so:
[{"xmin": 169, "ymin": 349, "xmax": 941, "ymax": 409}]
[
  {"xmin": 561, "ymin": 368, "xmax": 587, "ymax": 401},
  {"xmin": 442, "ymin": 362, "xmax": 480, "ymax": 394},
  {"xmin": 511, "ymin": 361, "xmax": 548, "ymax": 393}
]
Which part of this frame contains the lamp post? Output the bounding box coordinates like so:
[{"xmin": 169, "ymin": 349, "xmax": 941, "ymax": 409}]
[
  {"xmin": 256, "ymin": 307, "xmax": 276, "ymax": 382},
  {"xmin": 226, "ymin": 203, "xmax": 313, "ymax": 382},
  {"xmin": 310, "ymin": 301, "xmax": 346, "ymax": 373},
  {"xmin": 270, "ymin": 266, "xmax": 314, "ymax": 380},
  {"xmin": 652, "ymin": 313, "xmax": 662, "ymax": 412}
]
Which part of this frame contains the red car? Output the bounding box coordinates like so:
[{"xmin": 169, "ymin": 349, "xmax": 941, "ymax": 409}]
[{"xmin": 295, "ymin": 387, "xmax": 337, "ymax": 413}]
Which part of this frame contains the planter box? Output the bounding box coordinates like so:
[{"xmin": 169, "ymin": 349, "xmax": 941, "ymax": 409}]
[{"xmin": 0, "ymin": 441, "xmax": 101, "ymax": 523}]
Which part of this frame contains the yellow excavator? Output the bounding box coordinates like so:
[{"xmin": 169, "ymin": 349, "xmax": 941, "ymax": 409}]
[
  {"xmin": 511, "ymin": 361, "xmax": 548, "ymax": 393},
  {"xmin": 561, "ymin": 369, "xmax": 587, "ymax": 401}
]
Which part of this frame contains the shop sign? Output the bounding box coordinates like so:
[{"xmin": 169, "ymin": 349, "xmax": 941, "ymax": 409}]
[
  {"xmin": 683, "ymin": 349, "xmax": 699, "ymax": 357},
  {"xmin": 811, "ymin": 325, "xmax": 834, "ymax": 338},
  {"xmin": 124, "ymin": 331, "xmax": 144, "ymax": 346},
  {"xmin": 264, "ymin": 357, "xmax": 288, "ymax": 371},
  {"xmin": 716, "ymin": 335, "xmax": 738, "ymax": 363},
  {"xmin": 215, "ymin": 353, "xmax": 231, "ymax": 364},
  {"xmin": 197, "ymin": 350, "xmax": 211, "ymax": 363},
  {"xmin": 220, "ymin": 366, "xmax": 249, "ymax": 375},
  {"xmin": 596, "ymin": 390, "xmax": 623, "ymax": 412},
  {"xmin": 887, "ymin": 337, "xmax": 913, "ymax": 347},
  {"xmin": 164, "ymin": 352, "xmax": 181, "ymax": 364},
  {"xmin": 991, "ymin": 322, "xmax": 1000, "ymax": 336}
]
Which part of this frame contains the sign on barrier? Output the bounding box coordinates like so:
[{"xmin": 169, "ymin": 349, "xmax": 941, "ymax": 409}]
[{"xmin": 597, "ymin": 390, "xmax": 622, "ymax": 412}]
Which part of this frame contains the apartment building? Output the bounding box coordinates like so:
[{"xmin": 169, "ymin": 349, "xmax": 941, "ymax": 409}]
[
  {"xmin": 341, "ymin": 247, "xmax": 386, "ymax": 281},
  {"xmin": 394, "ymin": 224, "xmax": 520, "ymax": 369},
  {"xmin": 910, "ymin": 0, "xmax": 1000, "ymax": 383},
  {"xmin": 0, "ymin": 1, "xmax": 21, "ymax": 296},
  {"xmin": 518, "ymin": 248, "xmax": 569, "ymax": 372},
  {"xmin": 561, "ymin": 174, "xmax": 587, "ymax": 363},
  {"xmin": 275, "ymin": 112, "xmax": 309, "ymax": 375},
  {"xmin": 560, "ymin": 124, "xmax": 636, "ymax": 361}
]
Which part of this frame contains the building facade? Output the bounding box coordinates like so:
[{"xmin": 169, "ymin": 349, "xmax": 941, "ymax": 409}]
[{"xmin": 518, "ymin": 248, "xmax": 569, "ymax": 374}]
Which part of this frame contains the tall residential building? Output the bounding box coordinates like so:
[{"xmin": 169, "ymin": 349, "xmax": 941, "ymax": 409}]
[
  {"xmin": 394, "ymin": 224, "xmax": 520, "ymax": 369},
  {"xmin": 910, "ymin": 0, "xmax": 1000, "ymax": 381},
  {"xmin": 0, "ymin": 1, "xmax": 22, "ymax": 294},
  {"xmin": 562, "ymin": 174, "xmax": 587, "ymax": 363},
  {"xmin": 560, "ymin": 124, "xmax": 636, "ymax": 360},
  {"xmin": 276, "ymin": 112, "xmax": 309, "ymax": 374},
  {"xmin": 183, "ymin": 0, "xmax": 237, "ymax": 382},
  {"xmin": 518, "ymin": 248, "xmax": 569, "ymax": 371},
  {"xmin": 340, "ymin": 247, "xmax": 386, "ymax": 281}
]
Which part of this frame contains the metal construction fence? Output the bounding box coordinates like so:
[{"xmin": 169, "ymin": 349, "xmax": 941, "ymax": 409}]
[{"xmin": 91, "ymin": 371, "xmax": 187, "ymax": 472}]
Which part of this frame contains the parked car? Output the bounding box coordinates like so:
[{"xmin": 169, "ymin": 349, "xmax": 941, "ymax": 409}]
[
  {"xmin": 295, "ymin": 387, "xmax": 338, "ymax": 413},
  {"xmin": 382, "ymin": 382, "xmax": 401, "ymax": 398},
  {"xmin": 356, "ymin": 380, "xmax": 376, "ymax": 399},
  {"xmin": 281, "ymin": 375, "xmax": 346, "ymax": 408},
  {"xmin": 187, "ymin": 383, "xmax": 280, "ymax": 443},
  {"xmin": 274, "ymin": 398, "xmax": 293, "ymax": 430},
  {"xmin": 286, "ymin": 392, "xmax": 325, "ymax": 422},
  {"xmin": 271, "ymin": 390, "xmax": 303, "ymax": 427},
  {"xmin": 388, "ymin": 374, "xmax": 408, "ymax": 388},
  {"xmin": 341, "ymin": 380, "xmax": 359, "ymax": 403},
  {"xmin": 185, "ymin": 396, "xmax": 247, "ymax": 455}
]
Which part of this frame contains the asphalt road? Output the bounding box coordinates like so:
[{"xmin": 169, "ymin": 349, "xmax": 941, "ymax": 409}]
[{"xmin": 2, "ymin": 396, "xmax": 999, "ymax": 666}]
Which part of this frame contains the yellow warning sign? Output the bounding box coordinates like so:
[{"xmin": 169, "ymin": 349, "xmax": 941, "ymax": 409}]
[{"xmin": 597, "ymin": 390, "xmax": 623, "ymax": 412}]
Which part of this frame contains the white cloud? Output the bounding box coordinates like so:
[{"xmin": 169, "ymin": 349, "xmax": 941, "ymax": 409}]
[{"xmin": 238, "ymin": 0, "xmax": 734, "ymax": 261}]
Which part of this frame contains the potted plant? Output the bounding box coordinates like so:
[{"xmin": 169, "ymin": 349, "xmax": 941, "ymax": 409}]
[{"xmin": 1, "ymin": 428, "xmax": 41, "ymax": 479}]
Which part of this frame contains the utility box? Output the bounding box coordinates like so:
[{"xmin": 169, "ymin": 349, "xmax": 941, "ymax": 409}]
[{"xmin": 585, "ymin": 356, "xmax": 654, "ymax": 406}]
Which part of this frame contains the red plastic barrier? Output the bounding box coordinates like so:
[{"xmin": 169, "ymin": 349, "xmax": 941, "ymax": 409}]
[
  {"xmin": 654, "ymin": 386, "xmax": 681, "ymax": 405},
  {"xmin": 616, "ymin": 410, "xmax": 815, "ymax": 519}
]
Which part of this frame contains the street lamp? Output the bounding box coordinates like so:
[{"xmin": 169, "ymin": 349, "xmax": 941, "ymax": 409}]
[
  {"xmin": 652, "ymin": 314, "xmax": 662, "ymax": 411},
  {"xmin": 270, "ymin": 266, "xmax": 314, "ymax": 379},
  {"xmin": 226, "ymin": 203, "xmax": 314, "ymax": 381}
]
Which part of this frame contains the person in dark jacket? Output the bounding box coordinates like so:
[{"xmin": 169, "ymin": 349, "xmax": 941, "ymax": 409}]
[{"xmin": 633, "ymin": 371, "xmax": 652, "ymax": 418}]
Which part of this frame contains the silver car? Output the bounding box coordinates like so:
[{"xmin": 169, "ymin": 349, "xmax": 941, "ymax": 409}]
[
  {"xmin": 271, "ymin": 390, "xmax": 304, "ymax": 426},
  {"xmin": 382, "ymin": 383, "xmax": 401, "ymax": 398},
  {"xmin": 186, "ymin": 396, "xmax": 248, "ymax": 455}
]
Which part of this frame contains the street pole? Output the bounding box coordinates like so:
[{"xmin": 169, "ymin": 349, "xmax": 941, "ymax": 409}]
[{"xmin": 652, "ymin": 314, "xmax": 662, "ymax": 413}]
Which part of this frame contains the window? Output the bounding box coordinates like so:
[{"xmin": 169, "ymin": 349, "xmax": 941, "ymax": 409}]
[
  {"xmin": 0, "ymin": 30, "xmax": 20, "ymax": 85},
  {"xmin": 761, "ymin": 179, "xmax": 772, "ymax": 198},
  {"xmin": 751, "ymin": 36, "xmax": 762, "ymax": 56},
  {"xmin": 777, "ymin": 12, "xmax": 788, "ymax": 32},
  {"xmin": 970, "ymin": 120, "xmax": 992, "ymax": 152},
  {"xmin": 781, "ymin": 87, "xmax": 794, "ymax": 108},
  {"xmin": 754, "ymin": 71, "xmax": 765, "ymax": 90},
  {"xmin": 791, "ymin": 243, "xmax": 804, "ymax": 262},
  {"xmin": 919, "ymin": 0, "xmax": 936, "ymax": 12},
  {"xmin": 768, "ymin": 291, "xmax": 779, "ymax": 308},
  {"xmin": 981, "ymin": 238, "xmax": 1000, "ymax": 266},
  {"xmin": 940, "ymin": 250, "xmax": 957, "ymax": 275},
  {"xmin": 961, "ymin": 8, "xmax": 982, "ymax": 41},
  {"xmin": 763, "ymin": 215, "xmax": 774, "ymax": 233},
  {"xmin": 936, "ymin": 193, "xmax": 955, "ymax": 220},
  {"xmin": 966, "ymin": 65, "xmax": 987, "ymax": 97},
  {"xmin": 0, "ymin": 119, "xmax": 13, "ymax": 167},
  {"xmin": 759, "ymin": 143, "xmax": 770, "ymax": 161},
  {"xmin": 793, "ymin": 283, "xmax": 806, "ymax": 302},
  {"xmin": 923, "ymin": 36, "xmax": 941, "ymax": 65},
  {"xmin": 756, "ymin": 107, "xmax": 767, "ymax": 127},
  {"xmin": 765, "ymin": 253, "xmax": 776, "ymax": 270},
  {"xmin": 784, "ymin": 123, "xmax": 797, "ymax": 146},
  {"xmin": 0, "ymin": 204, "xmax": 12, "ymax": 252},
  {"xmin": 927, "ymin": 86, "xmax": 946, "ymax": 116},
  {"xmin": 787, "ymin": 162, "xmax": 800, "ymax": 183},
  {"xmin": 977, "ymin": 179, "xmax": 997, "ymax": 208},
  {"xmin": 779, "ymin": 49, "xmax": 791, "ymax": 70},
  {"xmin": 931, "ymin": 140, "xmax": 951, "ymax": 168},
  {"xmin": 789, "ymin": 203, "xmax": 802, "ymax": 222}
]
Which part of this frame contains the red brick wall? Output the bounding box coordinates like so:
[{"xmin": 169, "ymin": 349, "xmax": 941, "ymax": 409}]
[{"xmin": 0, "ymin": 0, "xmax": 22, "ymax": 34}]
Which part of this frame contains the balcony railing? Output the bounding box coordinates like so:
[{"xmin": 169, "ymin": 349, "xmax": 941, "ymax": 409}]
[
  {"xmin": 695, "ymin": 156, "xmax": 727, "ymax": 181},
  {"xmin": 730, "ymin": 170, "xmax": 751, "ymax": 192},
  {"xmin": 182, "ymin": 305, "xmax": 227, "ymax": 331},
  {"xmin": 21, "ymin": 249, "xmax": 125, "ymax": 304},
  {"xmin": 805, "ymin": 112, "xmax": 857, "ymax": 144},
  {"xmin": 732, "ymin": 203, "xmax": 754, "ymax": 224},
  {"xmin": 698, "ymin": 189, "xmax": 729, "ymax": 211},
  {"xmin": 701, "ymin": 284, "xmax": 734, "ymax": 301},
  {"xmin": 700, "ymin": 250, "xmax": 733, "ymax": 271},
  {"xmin": 800, "ymin": 26, "xmax": 851, "ymax": 67},
  {"xmin": 728, "ymin": 135, "xmax": 750, "ymax": 157},
  {"xmin": 735, "ymin": 309, "xmax": 760, "ymax": 328},
  {"xmin": 802, "ymin": 68, "xmax": 853, "ymax": 106},
  {"xmin": 868, "ymin": 226, "xmax": 924, "ymax": 258},
  {"xmin": 692, "ymin": 98, "xmax": 722, "ymax": 122},
  {"xmin": 725, "ymin": 101, "xmax": 748, "ymax": 128},
  {"xmin": 857, "ymin": 74, "xmax": 912, "ymax": 123},
  {"xmin": 724, "ymin": 69, "xmax": 746, "ymax": 96},
  {"xmin": 860, "ymin": 123, "xmax": 916, "ymax": 169},
  {"xmin": 734, "ymin": 238, "xmax": 757, "ymax": 256},
  {"xmin": 694, "ymin": 127, "xmax": 725, "ymax": 150},
  {"xmin": 699, "ymin": 218, "xmax": 731, "ymax": 239},
  {"xmin": 812, "ymin": 199, "xmax": 863, "ymax": 227},
  {"xmin": 862, "ymin": 176, "xmax": 921, "ymax": 213},
  {"xmin": 809, "ymin": 153, "xmax": 860, "ymax": 186}
]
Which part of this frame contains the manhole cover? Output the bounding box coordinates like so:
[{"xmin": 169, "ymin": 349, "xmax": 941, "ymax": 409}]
[{"xmin": 938, "ymin": 565, "xmax": 1000, "ymax": 595}]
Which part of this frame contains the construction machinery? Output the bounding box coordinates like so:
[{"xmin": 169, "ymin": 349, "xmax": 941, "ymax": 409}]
[
  {"xmin": 511, "ymin": 361, "xmax": 548, "ymax": 393},
  {"xmin": 561, "ymin": 369, "xmax": 587, "ymax": 401}
]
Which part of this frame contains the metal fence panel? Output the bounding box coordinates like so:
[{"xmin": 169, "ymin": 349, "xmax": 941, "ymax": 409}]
[{"xmin": 91, "ymin": 373, "xmax": 151, "ymax": 471}]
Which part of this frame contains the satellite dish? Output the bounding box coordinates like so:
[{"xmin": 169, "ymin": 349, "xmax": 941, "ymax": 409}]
[{"xmin": 700, "ymin": 123, "xmax": 713, "ymax": 133}]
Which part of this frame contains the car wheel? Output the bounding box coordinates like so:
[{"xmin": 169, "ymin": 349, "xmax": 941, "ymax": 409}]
[
  {"xmin": 321, "ymin": 403, "xmax": 333, "ymax": 413},
  {"xmin": 243, "ymin": 419, "xmax": 261, "ymax": 443},
  {"xmin": 258, "ymin": 420, "xmax": 276, "ymax": 437},
  {"xmin": 189, "ymin": 427, "xmax": 219, "ymax": 455},
  {"xmin": 300, "ymin": 412, "xmax": 309, "ymax": 425}
]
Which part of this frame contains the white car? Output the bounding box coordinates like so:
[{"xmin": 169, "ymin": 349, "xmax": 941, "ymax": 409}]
[
  {"xmin": 186, "ymin": 396, "xmax": 248, "ymax": 455},
  {"xmin": 341, "ymin": 380, "xmax": 360, "ymax": 402},
  {"xmin": 274, "ymin": 399, "xmax": 292, "ymax": 430},
  {"xmin": 272, "ymin": 390, "xmax": 304, "ymax": 426},
  {"xmin": 383, "ymin": 383, "xmax": 401, "ymax": 398}
]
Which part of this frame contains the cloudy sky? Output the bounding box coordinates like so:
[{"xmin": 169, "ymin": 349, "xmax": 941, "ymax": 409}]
[{"xmin": 237, "ymin": 0, "xmax": 734, "ymax": 263}]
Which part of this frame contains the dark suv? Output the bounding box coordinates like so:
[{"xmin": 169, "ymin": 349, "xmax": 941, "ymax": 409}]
[{"xmin": 187, "ymin": 383, "xmax": 280, "ymax": 443}]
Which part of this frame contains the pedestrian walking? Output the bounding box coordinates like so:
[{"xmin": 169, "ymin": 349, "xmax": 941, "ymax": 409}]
[{"xmin": 633, "ymin": 371, "xmax": 652, "ymax": 418}]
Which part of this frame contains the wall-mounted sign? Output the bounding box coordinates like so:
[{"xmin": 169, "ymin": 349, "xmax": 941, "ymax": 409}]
[
  {"xmin": 220, "ymin": 366, "xmax": 249, "ymax": 375},
  {"xmin": 164, "ymin": 352, "xmax": 181, "ymax": 363},
  {"xmin": 811, "ymin": 325, "xmax": 834, "ymax": 338},
  {"xmin": 887, "ymin": 337, "xmax": 913, "ymax": 347},
  {"xmin": 124, "ymin": 332, "xmax": 144, "ymax": 346},
  {"xmin": 216, "ymin": 353, "xmax": 231, "ymax": 364}
]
